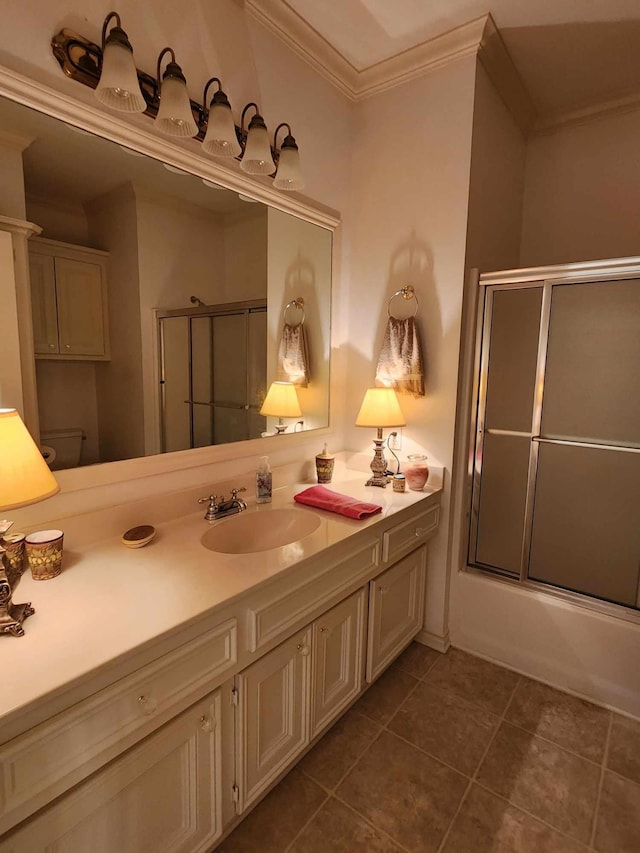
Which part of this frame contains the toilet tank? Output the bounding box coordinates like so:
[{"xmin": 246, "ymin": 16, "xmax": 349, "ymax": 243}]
[{"xmin": 40, "ymin": 428, "xmax": 84, "ymax": 470}]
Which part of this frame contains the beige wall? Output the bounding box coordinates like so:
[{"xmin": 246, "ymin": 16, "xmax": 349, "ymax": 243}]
[{"xmin": 520, "ymin": 106, "xmax": 640, "ymax": 266}]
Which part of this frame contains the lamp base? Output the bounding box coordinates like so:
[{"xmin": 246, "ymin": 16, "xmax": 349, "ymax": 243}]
[
  {"xmin": 0, "ymin": 556, "xmax": 34, "ymax": 637},
  {"xmin": 365, "ymin": 436, "xmax": 389, "ymax": 488},
  {"xmin": 274, "ymin": 423, "xmax": 288, "ymax": 435}
]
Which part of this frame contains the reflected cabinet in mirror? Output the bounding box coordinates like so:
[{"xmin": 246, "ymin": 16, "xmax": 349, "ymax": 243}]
[{"xmin": 0, "ymin": 95, "xmax": 331, "ymax": 470}]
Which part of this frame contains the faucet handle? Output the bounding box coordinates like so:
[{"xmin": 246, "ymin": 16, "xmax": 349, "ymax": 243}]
[
  {"xmin": 230, "ymin": 488, "xmax": 247, "ymax": 499},
  {"xmin": 198, "ymin": 494, "xmax": 218, "ymax": 506}
]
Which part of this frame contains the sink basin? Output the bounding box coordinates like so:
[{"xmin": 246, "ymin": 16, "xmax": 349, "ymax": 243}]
[{"xmin": 201, "ymin": 508, "xmax": 321, "ymax": 554}]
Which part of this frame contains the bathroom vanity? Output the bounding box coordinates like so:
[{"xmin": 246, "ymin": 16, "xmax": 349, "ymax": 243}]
[{"xmin": 0, "ymin": 477, "xmax": 440, "ymax": 851}]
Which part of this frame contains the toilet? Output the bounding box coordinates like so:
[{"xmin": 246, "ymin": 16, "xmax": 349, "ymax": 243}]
[{"xmin": 40, "ymin": 428, "xmax": 84, "ymax": 470}]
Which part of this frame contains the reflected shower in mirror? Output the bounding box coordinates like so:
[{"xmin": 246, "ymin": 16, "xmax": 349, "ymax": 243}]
[{"xmin": 0, "ymin": 96, "xmax": 331, "ymax": 470}]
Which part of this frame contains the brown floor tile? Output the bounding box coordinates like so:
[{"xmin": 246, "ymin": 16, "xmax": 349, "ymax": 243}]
[
  {"xmin": 391, "ymin": 641, "xmax": 440, "ymax": 679},
  {"xmin": 506, "ymin": 678, "xmax": 610, "ymax": 763},
  {"xmin": 607, "ymin": 713, "xmax": 640, "ymax": 785},
  {"xmin": 290, "ymin": 797, "xmax": 402, "ymax": 852},
  {"xmin": 218, "ymin": 768, "xmax": 326, "ymax": 852},
  {"xmin": 352, "ymin": 666, "xmax": 418, "ymax": 725},
  {"xmin": 388, "ymin": 681, "xmax": 499, "ymax": 776},
  {"xmin": 424, "ymin": 648, "xmax": 520, "ymax": 715},
  {"xmin": 299, "ymin": 708, "xmax": 381, "ymax": 789},
  {"xmin": 337, "ymin": 730, "xmax": 467, "ymax": 852},
  {"xmin": 477, "ymin": 722, "xmax": 600, "ymax": 844},
  {"xmin": 594, "ymin": 771, "xmax": 640, "ymax": 853},
  {"xmin": 442, "ymin": 784, "xmax": 588, "ymax": 853}
]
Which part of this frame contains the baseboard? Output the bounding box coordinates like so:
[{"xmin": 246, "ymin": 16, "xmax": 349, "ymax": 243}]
[{"xmin": 415, "ymin": 629, "xmax": 450, "ymax": 653}]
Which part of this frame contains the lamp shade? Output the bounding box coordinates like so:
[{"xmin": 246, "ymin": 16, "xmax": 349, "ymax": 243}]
[
  {"xmin": 0, "ymin": 409, "xmax": 59, "ymax": 510},
  {"xmin": 156, "ymin": 71, "xmax": 198, "ymax": 138},
  {"xmin": 95, "ymin": 37, "xmax": 146, "ymax": 113},
  {"xmin": 259, "ymin": 382, "xmax": 302, "ymax": 418},
  {"xmin": 203, "ymin": 94, "xmax": 242, "ymax": 158},
  {"xmin": 355, "ymin": 388, "xmax": 406, "ymax": 428},
  {"xmin": 273, "ymin": 135, "xmax": 304, "ymax": 191},
  {"xmin": 240, "ymin": 115, "xmax": 276, "ymax": 175}
]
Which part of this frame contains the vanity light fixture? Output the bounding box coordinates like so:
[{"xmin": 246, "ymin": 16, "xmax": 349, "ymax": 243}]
[
  {"xmin": 94, "ymin": 12, "xmax": 146, "ymax": 113},
  {"xmin": 0, "ymin": 409, "xmax": 60, "ymax": 636},
  {"xmin": 155, "ymin": 47, "xmax": 198, "ymax": 138},
  {"xmin": 260, "ymin": 381, "xmax": 302, "ymax": 434},
  {"xmin": 273, "ymin": 123, "xmax": 304, "ymax": 191},
  {"xmin": 239, "ymin": 103, "xmax": 276, "ymax": 175},
  {"xmin": 355, "ymin": 388, "xmax": 406, "ymax": 487},
  {"xmin": 202, "ymin": 78, "xmax": 242, "ymax": 158},
  {"xmin": 51, "ymin": 17, "xmax": 305, "ymax": 190}
]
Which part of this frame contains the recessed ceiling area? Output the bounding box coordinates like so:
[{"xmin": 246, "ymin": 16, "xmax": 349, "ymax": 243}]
[{"xmin": 257, "ymin": 0, "xmax": 640, "ymax": 119}]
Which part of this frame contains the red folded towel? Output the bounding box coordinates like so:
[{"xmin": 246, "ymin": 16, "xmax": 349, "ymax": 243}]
[{"xmin": 294, "ymin": 485, "xmax": 383, "ymax": 520}]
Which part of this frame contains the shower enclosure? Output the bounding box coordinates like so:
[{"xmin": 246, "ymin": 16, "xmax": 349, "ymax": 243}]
[{"xmin": 157, "ymin": 300, "xmax": 267, "ymax": 452}]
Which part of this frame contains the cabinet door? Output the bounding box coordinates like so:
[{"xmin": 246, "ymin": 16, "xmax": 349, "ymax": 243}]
[
  {"xmin": 311, "ymin": 588, "xmax": 366, "ymax": 738},
  {"xmin": 367, "ymin": 546, "xmax": 426, "ymax": 683},
  {"xmin": 1, "ymin": 692, "xmax": 224, "ymax": 853},
  {"xmin": 54, "ymin": 257, "xmax": 107, "ymax": 357},
  {"xmin": 236, "ymin": 628, "xmax": 311, "ymax": 812},
  {"xmin": 29, "ymin": 252, "xmax": 58, "ymax": 355}
]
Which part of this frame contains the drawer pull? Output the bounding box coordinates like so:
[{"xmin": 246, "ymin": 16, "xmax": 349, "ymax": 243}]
[
  {"xmin": 319, "ymin": 627, "xmax": 328, "ymax": 634},
  {"xmin": 378, "ymin": 585, "xmax": 388, "ymax": 594},
  {"xmin": 414, "ymin": 527, "xmax": 429, "ymax": 537},
  {"xmin": 199, "ymin": 714, "xmax": 215, "ymax": 733},
  {"xmin": 296, "ymin": 643, "xmax": 310, "ymax": 656},
  {"xmin": 137, "ymin": 694, "xmax": 158, "ymax": 715}
]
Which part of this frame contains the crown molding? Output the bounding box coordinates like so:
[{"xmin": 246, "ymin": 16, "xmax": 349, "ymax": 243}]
[
  {"xmin": 534, "ymin": 89, "xmax": 640, "ymax": 135},
  {"xmin": 247, "ymin": 2, "xmax": 491, "ymax": 101},
  {"xmin": 477, "ymin": 14, "xmax": 537, "ymax": 135}
]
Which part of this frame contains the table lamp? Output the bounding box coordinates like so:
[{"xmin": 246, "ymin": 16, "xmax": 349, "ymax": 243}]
[
  {"xmin": 259, "ymin": 381, "xmax": 302, "ymax": 434},
  {"xmin": 355, "ymin": 388, "xmax": 406, "ymax": 487},
  {"xmin": 0, "ymin": 408, "xmax": 60, "ymax": 636}
]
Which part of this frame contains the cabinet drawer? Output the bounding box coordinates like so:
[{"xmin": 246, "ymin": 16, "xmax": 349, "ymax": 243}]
[
  {"xmin": 247, "ymin": 540, "xmax": 378, "ymax": 653},
  {"xmin": 0, "ymin": 619, "xmax": 236, "ymax": 835},
  {"xmin": 382, "ymin": 505, "xmax": 439, "ymax": 564}
]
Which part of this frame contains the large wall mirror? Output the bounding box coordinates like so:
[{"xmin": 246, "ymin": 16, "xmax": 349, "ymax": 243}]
[{"xmin": 0, "ymin": 93, "xmax": 332, "ymax": 473}]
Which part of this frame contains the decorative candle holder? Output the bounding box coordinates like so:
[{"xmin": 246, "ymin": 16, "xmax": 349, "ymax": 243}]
[{"xmin": 405, "ymin": 454, "xmax": 429, "ymax": 491}]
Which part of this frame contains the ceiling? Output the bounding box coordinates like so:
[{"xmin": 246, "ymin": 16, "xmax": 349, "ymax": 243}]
[{"xmin": 266, "ymin": 0, "xmax": 640, "ymax": 118}]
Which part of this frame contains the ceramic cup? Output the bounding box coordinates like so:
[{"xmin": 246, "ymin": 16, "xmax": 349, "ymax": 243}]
[
  {"xmin": 315, "ymin": 454, "xmax": 335, "ymax": 484},
  {"xmin": 1, "ymin": 533, "xmax": 26, "ymax": 588},
  {"xmin": 25, "ymin": 529, "xmax": 64, "ymax": 580}
]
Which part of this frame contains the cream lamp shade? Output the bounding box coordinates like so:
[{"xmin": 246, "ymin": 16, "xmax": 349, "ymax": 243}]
[
  {"xmin": 260, "ymin": 382, "xmax": 302, "ymax": 418},
  {"xmin": 355, "ymin": 388, "xmax": 406, "ymax": 428},
  {"xmin": 0, "ymin": 409, "xmax": 60, "ymax": 510}
]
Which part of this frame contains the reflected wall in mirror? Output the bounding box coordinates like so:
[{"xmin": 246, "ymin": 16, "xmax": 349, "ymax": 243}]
[{"xmin": 0, "ymin": 96, "xmax": 331, "ymax": 470}]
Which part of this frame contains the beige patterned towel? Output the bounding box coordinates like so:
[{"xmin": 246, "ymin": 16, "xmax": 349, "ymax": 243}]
[
  {"xmin": 277, "ymin": 323, "xmax": 310, "ymax": 387},
  {"xmin": 375, "ymin": 316, "xmax": 425, "ymax": 397}
]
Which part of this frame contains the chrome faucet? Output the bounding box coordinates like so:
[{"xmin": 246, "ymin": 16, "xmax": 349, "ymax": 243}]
[{"xmin": 198, "ymin": 487, "xmax": 247, "ymax": 521}]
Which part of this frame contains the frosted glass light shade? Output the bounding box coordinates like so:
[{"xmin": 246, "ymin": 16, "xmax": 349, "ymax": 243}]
[
  {"xmin": 240, "ymin": 121, "xmax": 276, "ymax": 175},
  {"xmin": 203, "ymin": 101, "xmax": 242, "ymax": 158},
  {"xmin": 0, "ymin": 409, "xmax": 59, "ymax": 510},
  {"xmin": 273, "ymin": 144, "xmax": 304, "ymax": 191},
  {"xmin": 355, "ymin": 388, "xmax": 406, "ymax": 428},
  {"xmin": 95, "ymin": 39, "xmax": 146, "ymax": 113},
  {"xmin": 259, "ymin": 382, "xmax": 302, "ymax": 418},
  {"xmin": 156, "ymin": 75, "xmax": 198, "ymax": 138}
]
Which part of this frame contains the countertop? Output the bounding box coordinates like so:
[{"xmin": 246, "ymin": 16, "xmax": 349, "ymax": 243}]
[{"xmin": 1, "ymin": 474, "xmax": 440, "ymax": 741}]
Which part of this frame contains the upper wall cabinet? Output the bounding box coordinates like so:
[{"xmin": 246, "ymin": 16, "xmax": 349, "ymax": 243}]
[{"xmin": 29, "ymin": 237, "xmax": 110, "ymax": 360}]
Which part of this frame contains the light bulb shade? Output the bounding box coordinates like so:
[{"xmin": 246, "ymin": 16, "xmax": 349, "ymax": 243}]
[
  {"xmin": 273, "ymin": 138, "xmax": 304, "ymax": 191},
  {"xmin": 203, "ymin": 100, "xmax": 242, "ymax": 158},
  {"xmin": 240, "ymin": 119, "xmax": 276, "ymax": 175},
  {"xmin": 0, "ymin": 409, "xmax": 60, "ymax": 510},
  {"xmin": 355, "ymin": 388, "xmax": 406, "ymax": 428},
  {"xmin": 95, "ymin": 38, "xmax": 146, "ymax": 113},
  {"xmin": 156, "ymin": 74, "xmax": 198, "ymax": 137},
  {"xmin": 259, "ymin": 382, "xmax": 302, "ymax": 418}
]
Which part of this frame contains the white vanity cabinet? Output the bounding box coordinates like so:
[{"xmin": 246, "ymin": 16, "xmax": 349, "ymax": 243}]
[
  {"xmin": 2, "ymin": 690, "xmax": 226, "ymax": 853},
  {"xmin": 29, "ymin": 237, "xmax": 109, "ymax": 360}
]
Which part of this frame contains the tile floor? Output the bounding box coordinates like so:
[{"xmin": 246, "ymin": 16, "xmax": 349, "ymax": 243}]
[{"xmin": 218, "ymin": 645, "xmax": 640, "ymax": 853}]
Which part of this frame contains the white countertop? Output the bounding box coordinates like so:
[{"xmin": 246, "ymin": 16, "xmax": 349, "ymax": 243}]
[{"xmin": 1, "ymin": 474, "xmax": 440, "ymax": 740}]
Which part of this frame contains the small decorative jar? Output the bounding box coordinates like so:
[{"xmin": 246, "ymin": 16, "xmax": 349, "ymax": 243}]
[{"xmin": 404, "ymin": 454, "xmax": 429, "ymax": 491}]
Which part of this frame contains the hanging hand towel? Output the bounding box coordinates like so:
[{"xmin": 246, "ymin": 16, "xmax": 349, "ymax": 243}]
[
  {"xmin": 277, "ymin": 323, "xmax": 310, "ymax": 387},
  {"xmin": 375, "ymin": 316, "xmax": 425, "ymax": 397},
  {"xmin": 294, "ymin": 486, "xmax": 382, "ymax": 519}
]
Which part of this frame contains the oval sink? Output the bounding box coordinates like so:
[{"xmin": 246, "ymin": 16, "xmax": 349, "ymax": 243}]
[{"xmin": 201, "ymin": 508, "xmax": 321, "ymax": 554}]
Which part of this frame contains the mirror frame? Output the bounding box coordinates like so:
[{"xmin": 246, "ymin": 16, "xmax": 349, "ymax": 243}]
[{"xmin": 0, "ymin": 63, "xmax": 340, "ymax": 493}]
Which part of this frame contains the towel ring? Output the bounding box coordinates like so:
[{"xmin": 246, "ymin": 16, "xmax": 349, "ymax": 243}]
[
  {"xmin": 283, "ymin": 297, "xmax": 305, "ymax": 327},
  {"xmin": 388, "ymin": 285, "xmax": 418, "ymax": 319}
]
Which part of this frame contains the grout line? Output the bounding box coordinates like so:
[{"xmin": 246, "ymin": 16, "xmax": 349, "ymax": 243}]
[
  {"xmin": 589, "ymin": 712, "xmax": 613, "ymax": 850},
  {"xmin": 332, "ymin": 794, "xmax": 413, "ymax": 853},
  {"xmin": 498, "ymin": 717, "xmax": 607, "ymax": 768},
  {"xmin": 283, "ymin": 787, "xmax": 330, "ymax": 853}
]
